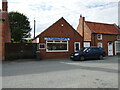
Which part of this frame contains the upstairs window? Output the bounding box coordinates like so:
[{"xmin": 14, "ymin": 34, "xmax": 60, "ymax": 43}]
[
  {"xmin": 117, "ymin": 35, "xmax": 120, "ymax": 40},
  {"xmin": 97, "ymin": 34, "xmax": 102, "ymax": 40}
]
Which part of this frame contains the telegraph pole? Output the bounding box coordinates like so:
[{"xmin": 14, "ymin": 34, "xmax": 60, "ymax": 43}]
[{"xmin": 34, "ymin": 19, "xmax": 36, "ymax": 38}]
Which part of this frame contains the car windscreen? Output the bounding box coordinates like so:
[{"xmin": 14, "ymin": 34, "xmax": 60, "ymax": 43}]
[{"xmin": 83, "ymin": 48, "xmax": 88, "ymax": 52}]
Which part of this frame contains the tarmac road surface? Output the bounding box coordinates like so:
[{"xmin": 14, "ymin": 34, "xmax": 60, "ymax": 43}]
[{"xmin": 2, "ymin": 56, "xmax": 119, "ymax": 88}]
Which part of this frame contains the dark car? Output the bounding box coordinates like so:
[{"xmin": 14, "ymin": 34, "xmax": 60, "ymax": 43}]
[{"xmin": 70, "ymin": 47, "xmax": 106, "ymax": 61}]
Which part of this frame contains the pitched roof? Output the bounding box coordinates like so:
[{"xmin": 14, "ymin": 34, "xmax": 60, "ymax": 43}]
[
  {"xmin": 85, "ymin": 21, "xmax": 120, "ymax": 35},
  {"xmin": 33, "ymin": 17, "xmax": 82, "ymax": 40}
]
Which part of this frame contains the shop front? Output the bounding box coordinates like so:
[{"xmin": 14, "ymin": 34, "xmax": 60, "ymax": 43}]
[{"xmin": 34, "ymin": 17, "xmax": 83, "ymax": 59}]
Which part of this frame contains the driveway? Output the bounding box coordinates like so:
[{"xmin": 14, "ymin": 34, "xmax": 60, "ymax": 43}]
[{"xmin": 2, "ymin": 56, "xmax": 119, "ymax": 88}]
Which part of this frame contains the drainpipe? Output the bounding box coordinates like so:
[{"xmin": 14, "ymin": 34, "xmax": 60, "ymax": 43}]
[
  {"xmin": 83, "ymin": 17, "xmax": 85, "ymax": 48},
  {"xmin": 94, "ymin": 34, "xmax": 96, "ymax": 46}
]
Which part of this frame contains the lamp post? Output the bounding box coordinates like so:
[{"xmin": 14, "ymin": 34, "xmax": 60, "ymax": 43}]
[{"xmin": 34, "ymin": 19, "xmax": 36, "ymax": 38}]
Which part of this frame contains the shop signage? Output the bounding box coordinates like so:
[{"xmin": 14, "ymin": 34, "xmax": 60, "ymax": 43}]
[{"xmin": 44, "ymin": 37, "xmax": 70, "ymax": 40}]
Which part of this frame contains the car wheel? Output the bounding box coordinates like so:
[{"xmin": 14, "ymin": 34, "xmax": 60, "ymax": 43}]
[
  {"xmin": 80, "ymin": 56, "xmax": 85, "ymax": 61},
  {"xmin": 99, "ymin": 55, "xmax": 103, "ymax": 60}
]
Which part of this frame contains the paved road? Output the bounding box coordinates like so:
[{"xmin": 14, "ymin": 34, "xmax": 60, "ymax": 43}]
[{"xmin": 2, "ymin": 56, "xmax": 119, "ymax": 88}]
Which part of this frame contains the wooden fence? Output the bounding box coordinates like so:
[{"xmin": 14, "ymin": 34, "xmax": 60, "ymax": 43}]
[{"xmin": 5, "ymin": 43, "xmax": 37, "ymax": 60}]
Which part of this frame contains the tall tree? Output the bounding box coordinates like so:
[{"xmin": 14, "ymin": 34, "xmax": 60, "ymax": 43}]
[{"xmin": 9, "ymin": 12, "xmax": 31, "ymax": 42}]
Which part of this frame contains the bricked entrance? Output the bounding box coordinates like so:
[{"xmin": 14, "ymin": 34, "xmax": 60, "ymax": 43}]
[{"xmin": 5, "ymin": 43, "xmax": 37, "ymax": 60}]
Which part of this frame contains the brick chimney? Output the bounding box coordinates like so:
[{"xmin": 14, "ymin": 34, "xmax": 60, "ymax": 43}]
[
  {"xmin": 2, "ymin": 0, "xmax": 11, "ymax": 43},
  {"xmin": 77, "ymin": 15, "xmax": 85, "ymax": 48},
  {"xmin": 77, "ymin": 15, "xmax": 85, "ymax": 37},
  {"xmin": 2, "ymin": 0, "xmax": 8, "ymax": 12}
]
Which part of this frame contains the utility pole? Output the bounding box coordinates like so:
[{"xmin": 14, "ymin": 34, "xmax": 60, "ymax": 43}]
[{"xmin": 34, "ymin": 19, "xmax": 36, "ymax": 39}]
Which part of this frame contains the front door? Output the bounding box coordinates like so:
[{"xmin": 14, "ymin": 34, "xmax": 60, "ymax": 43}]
[
  {"xmin": 108, "ymin": 42, "xmax": 113, "ymax": 56},
  {"xmin": 74, "ymin": 42, "xmax": 80, "ymax": 52},
  {"xmin": 115, "ymin": 41, "xmax": 120, "ymax": 55}
]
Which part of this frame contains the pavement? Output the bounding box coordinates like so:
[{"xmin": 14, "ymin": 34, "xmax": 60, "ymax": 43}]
[{"xmin": 2, "ymin": 56, "xmax": 119, "ymax": 88}]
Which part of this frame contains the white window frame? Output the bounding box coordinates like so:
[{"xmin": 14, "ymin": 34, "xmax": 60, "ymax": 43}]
[
  {"xmin": 46, "ymin": 40, "xmax": 69, "ymax": 52},
  {"xmin": 97, "ymin": 42, "xmax": 103, "ymax": 48},
  {"xmin": 117, "ymin": 35, "xmax": 120, "ymax": 40},
  {"xmin": 97, "ymin": 34, "xmax": 102, "ymax": 40},
  {"xmin": 74, "ymin": 42, "xmax": 80, "ymax": 52},
  {"xmin": 39, "ymin": 43, "xmax": 46, "ymax": 49},
  {"xmin": 84, "ymin": 42, "xmax": 90, "ymax": 48}
]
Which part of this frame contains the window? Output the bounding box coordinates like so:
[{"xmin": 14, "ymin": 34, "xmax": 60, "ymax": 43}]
[
  {"xmin": 84, "ymin": 42, "xmax": 90, "ymax": 47},
  {"xmin": 55, "ymin": 41, "xmax": 60, "ymax": 42},
  {"xmin": 92, "ymin": 48, "xmax": 99, "ymax": 51},
  {"xmin": 74, "ymin": 42, "xmax": 80, "ymax": 52},
  {"xmin": 39, "ymin": 43, "xmax": 45, "ymax": 49},
  {"xmin": 97, "ymin": 34, "xmax": 102, "ymax": 40},
  {"xmin": 98, "ymin": 43, "xmax": 103, "ymax": 48},
  {"xmin": 117, "ymin": 35, "xmax": 120, "ymax": 40},
  {"xmin": 46, "ymin": 40, "xmax": 68, "ymax": 52},
  {"xmin": 62, "ymin": 41, "xmax": 67, "ymax": 43},
  {"xmin": 47, "ymin": 40, "xmax": 53, "ymax": 42}
]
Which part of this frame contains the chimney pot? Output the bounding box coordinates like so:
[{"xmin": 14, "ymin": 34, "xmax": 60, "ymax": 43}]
[
  {"xmin": 2, "ymin": 0, "xmax": 7, "ymax": 2},
  {"xmin": 2, "ymin": 0, "xmax": 8, "ymax": 11},
  {"xmin": 80, "ymin": 14, "xmax": 82, "ymax": 17}
]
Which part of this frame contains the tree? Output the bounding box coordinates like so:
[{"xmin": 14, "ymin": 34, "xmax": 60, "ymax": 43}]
[{"xmin": 9, "ymin": 12, "xmax": 31, "ymax": 42}]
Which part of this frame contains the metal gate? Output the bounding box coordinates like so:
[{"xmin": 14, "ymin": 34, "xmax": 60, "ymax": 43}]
[{"xmin": 5, "ymin": 43, "xmax": 37, "ymax": 60}]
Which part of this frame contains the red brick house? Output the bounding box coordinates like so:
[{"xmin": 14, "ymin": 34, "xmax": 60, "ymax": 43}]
[
  {"xmin": 0, "ymin": 0, "xmax": 11, "ymax": 60},
  {"xmin": 77, "ymin": 15, "xmax": 120, "ymax": 56},
  {"xmin": 33, "ymin": 17, "xmax": 83, "ymax": 59}
]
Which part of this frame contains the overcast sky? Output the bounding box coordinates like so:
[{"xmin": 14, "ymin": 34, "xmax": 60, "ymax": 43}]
[{"xmin": 1, "ymin": 0, "xmax": 119, "ymax": 38}]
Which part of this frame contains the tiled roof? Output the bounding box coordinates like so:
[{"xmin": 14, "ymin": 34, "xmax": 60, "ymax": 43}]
[{"xmin": 85, "ymin": 21, "xmax": 120, "ymax": 35}]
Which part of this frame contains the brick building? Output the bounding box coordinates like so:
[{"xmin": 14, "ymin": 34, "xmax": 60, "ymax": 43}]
[
  {"xmin": 77, "ymin": 15, "xmax": 120, "ymax": 56},
  {"xmin": 33, "ymin": 17, "xmax": 83, "ymax": 59},
  {"xmin": 0, "ymin": 0, "xmax": 11, "ymax": 60}
]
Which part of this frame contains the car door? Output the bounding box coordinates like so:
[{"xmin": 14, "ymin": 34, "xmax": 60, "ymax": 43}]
[
  {"xmin": 86, "ymin": 48, "xmax": 99, "ymax": 59},
  {"xmin": 92, "ymin": 48, "xmax": 100, "ymax": 58},
  {"xmin": 85, "ymin": 48, "xmax": 95, "ymax": 59}
]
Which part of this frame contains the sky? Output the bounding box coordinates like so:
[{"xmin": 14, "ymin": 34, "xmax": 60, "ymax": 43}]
[{"xmin": 0, "ymin": 0, "xmax": 119, "ymax": 38}]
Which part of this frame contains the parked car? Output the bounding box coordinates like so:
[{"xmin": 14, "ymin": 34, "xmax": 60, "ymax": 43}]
[{"xmin": 70, "ymin": 47, "xmax": 106, "ymax": 61}]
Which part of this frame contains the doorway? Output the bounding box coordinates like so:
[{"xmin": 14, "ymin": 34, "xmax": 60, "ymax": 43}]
[{"xmin": 108, "ymin": 42, "xmax": 113, "ymax": 56}]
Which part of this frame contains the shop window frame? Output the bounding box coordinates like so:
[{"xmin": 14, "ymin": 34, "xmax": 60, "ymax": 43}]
[{"xmin": 46, "ymin": 40, "xmax": 69, "ymax": 52}]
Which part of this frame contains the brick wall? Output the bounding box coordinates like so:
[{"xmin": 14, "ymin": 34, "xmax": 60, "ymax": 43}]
[
  {"xmin": 84, "ymin": 22, "xmax": 92, "ymax": 41},
  {"xmin": 91, "ymin": 34, "xmax": 117, "ymax": 55},
  {"xmin": 2, "ymin": 12, "xmax": 11, "ymax": 43},
  {"xmin": 0, "ymin": 0, "xmax": 11, "ymax": 60},
  {"xmin": 0, "ymin": 18, "xmax": 5, "ymax": 60}
]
